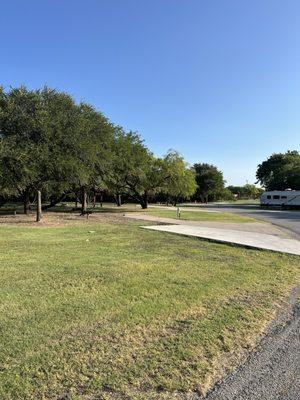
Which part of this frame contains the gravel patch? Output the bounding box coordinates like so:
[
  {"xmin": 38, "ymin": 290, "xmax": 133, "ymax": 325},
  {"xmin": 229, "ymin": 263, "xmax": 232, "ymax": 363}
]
[{"xmin": 202, "ymin": 286, "xmax": 300, "ymax": 400}]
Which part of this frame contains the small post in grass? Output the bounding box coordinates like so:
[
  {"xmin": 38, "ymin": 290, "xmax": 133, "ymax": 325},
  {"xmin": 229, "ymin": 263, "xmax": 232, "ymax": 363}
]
[{"xmin": 177, "ymin": 207, "xmax": 181, "ymax": 219}]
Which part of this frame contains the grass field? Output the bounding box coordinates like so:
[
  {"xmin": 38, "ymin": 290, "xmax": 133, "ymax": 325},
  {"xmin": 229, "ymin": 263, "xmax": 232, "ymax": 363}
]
[
  {"xmin": 144, "ymin": 209, "xmax": 254, "ymax": 222},
  {"xmin": 0, "ymin": 214, "xmax": 299, "ymax": 399},
  {"xmin": 180, "ymin": 199, "xmax": 260, "ymax": 206},
  {"xmin": 62, "ymin": 202, "xmax": 255, "ymax": 222}
]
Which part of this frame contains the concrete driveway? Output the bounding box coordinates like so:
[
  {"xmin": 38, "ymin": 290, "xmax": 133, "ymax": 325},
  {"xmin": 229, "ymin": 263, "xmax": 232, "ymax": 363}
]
[
  {"xmin": 142, "ymin": 224, "xmax": 300, "ymax": 256},
  {"xmin": 182, "ymin": 204, "xmax": 300, "ymax": 239}
]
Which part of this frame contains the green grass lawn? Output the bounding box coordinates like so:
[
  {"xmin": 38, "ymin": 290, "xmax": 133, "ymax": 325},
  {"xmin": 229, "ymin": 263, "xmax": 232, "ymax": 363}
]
[
  {"xmin": 180, "ymin": 199, "xmax": 260, "ymax": 206},
  {"xmin": 84, "ymin": 203, "xmax": 254, "ymax": 222},
  {"xmin": 145, "ymin": 209, "xmax": 255, "ymax": 222},
  {"xmin": 0, "ymin": 217, "xmax": 299, "ymax": 399}
]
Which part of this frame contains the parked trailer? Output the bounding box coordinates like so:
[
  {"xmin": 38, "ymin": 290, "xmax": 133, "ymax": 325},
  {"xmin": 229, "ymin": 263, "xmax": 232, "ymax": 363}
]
[{"xmin": 260, "ymin": 190, "xmax": 300, "ymax": 209}]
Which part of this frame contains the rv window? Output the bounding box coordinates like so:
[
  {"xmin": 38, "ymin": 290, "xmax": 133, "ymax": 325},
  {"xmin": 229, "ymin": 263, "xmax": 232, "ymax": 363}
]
[
  {"xmin": 281, "ymin": 196, "xmax": 287, "ymax": 199},
  {"xmin": 273, "ymin": 195, "xmax": 280, "ymax": 199},
  {"xmin": 267, "ymin": 195, "xmax": 271, "ymax": 199}
]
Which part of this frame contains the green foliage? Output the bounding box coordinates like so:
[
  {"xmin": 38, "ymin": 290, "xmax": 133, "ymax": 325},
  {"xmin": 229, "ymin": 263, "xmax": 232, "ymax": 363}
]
[
  {"xmin": 160, "ymin": 150, "xmax": 196, "ymax": 204},
  {"xmin": 0, "ymin": 86, "xmax": 115, "ymax": 209},
  {"xmin": 227, "ymin": 184, "xmax": 262, "ymax": 199},
  {"xmin": 107, "ymin": 136, "xmax": 196, "ymax": 208},
  {"xmin": 242, "ymin": 184, "xmax": 262, "ymax": 198},
  {"xmin": 193, "ymin": 163, "xmax": 225, "ymax": 202},
  {"xmin": 0, "ymin": 86, "xmax": 196, "ymax": 210},
  {"xmin": 256, "ymin": 150, "xmax": 300, "ymax": 190},
  {"xmin": 106, "ymin": 130, "xmax": 154, "ymax": 207},
  {"xmin": 0, "ymin": 86, "xmax": 44, "ymax": 195},
  {"xmin": 1, "ymin": 84, "xmax": 263, "ymax": 210},
  {"xmin": 218, "ymin": 187, "xmax": 236, "ymax": 201}
]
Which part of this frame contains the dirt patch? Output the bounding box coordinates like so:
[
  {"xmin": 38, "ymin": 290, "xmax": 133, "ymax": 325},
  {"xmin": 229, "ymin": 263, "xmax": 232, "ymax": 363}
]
[{"xmin": 0, "ymin": 211, "xmax": 132, "ymax": 227}]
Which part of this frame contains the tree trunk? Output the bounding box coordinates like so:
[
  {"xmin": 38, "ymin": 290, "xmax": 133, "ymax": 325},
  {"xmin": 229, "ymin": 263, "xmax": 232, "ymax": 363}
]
[
  {"xmin": 93, "ymin": 193, "xmax": 96, "ymax": 208},
  {"xmin": 23, "ymin": 189, "xmax": 30, "ymax": 215},
  {"xmin": 140, "ymin": 191, "xmax": 148, "ymax": 209},
  {"xmin": 36, "ymin": 190, "xmax": 42, "ymax": 222},
  {"xmin": 75, "ymin": 199, "xmax": 78, "ymax": 208},
  {"xmin": 100, "ymin": 192, "xmax": 103, "ymax": 207},
  {"xmin": 116, "ymin": 194, "xmax": 122, "ymax": 207},
  {"xmin": 140, "ymin": 199, "xmax": 148, "ymax": 209},
  {"xmin": 82, "ymin": 188, "xmax": 87, "ymax": 214}
]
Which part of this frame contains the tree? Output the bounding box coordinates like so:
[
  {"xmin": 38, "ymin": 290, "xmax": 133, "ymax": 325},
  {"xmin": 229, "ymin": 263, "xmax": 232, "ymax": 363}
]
[
  {"xmin": 0, "ymin": 86, "xmax": 115, "ymax": 218},
  {"xmin": 71, "ymin": 102, "xmax": 114, "ymax": 213},
  {"xmin": 193, "ymin": 163, "xmax": 225, "ymax": 202},
  {"xmin": 0, "ymin": 84, "xmax": 197, "ymax": 214},
  {"xmin": 108, "ymin": 131, "xmax": 161, "ymax": 209},
  {"xmin": 242, "ymin": 184, "xmax": 261, "ymax": 199},
  {"xmin": 256, "ymin": 150, "xmax": 300, "ymax": 190},
  {"xmin": 227, "ymin": 184, "xmax": 262, "ymax": 199},
  {"xmin": 227, "ymin": 185, "xmax": 243, "ymax": 199},
  {"xmin": 218, "ymin": 187, "xmax": 235, "ymax": 201},
  {"xmin": 105, "ymin": 129, "xmax": 140, "ymax": 206},
  {"xmin": 108, "ymin": 135, "xmax": 196, "ymax": 209},
  {"xmin": 0, "ymin": 86, "xmax": 46, "ymax": 217},
  {"xmin": 160, "ymin": 151, "xmax": 196, "ymax": 205}
]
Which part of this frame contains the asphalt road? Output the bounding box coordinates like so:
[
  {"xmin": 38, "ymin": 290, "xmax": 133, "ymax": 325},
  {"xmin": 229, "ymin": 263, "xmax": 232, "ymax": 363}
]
[
  {"xmin": 189, "ymin": 204, "xmax": 300, "ymax": 239},
  {"xmin": 202, "ymin": 287, "xmax": 300, "ymax": 400}
]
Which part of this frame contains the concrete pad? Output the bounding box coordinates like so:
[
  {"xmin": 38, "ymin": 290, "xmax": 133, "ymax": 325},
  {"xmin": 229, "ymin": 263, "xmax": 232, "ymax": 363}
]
[
  {"xmin": 124, "ymin": 213, "xmax": 291, "ymax": 238},
  {"xmin": 141, "ymin": 225, "xmax": 300, "ymax": 256}
]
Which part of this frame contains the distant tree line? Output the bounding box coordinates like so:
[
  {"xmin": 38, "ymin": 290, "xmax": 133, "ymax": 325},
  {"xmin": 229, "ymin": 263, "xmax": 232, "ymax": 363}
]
[
  {"xmin": 227, "ymin": 184, "xmax": 263, "ymax": 199},
  {"xmin": 193, "ymin": 150, "xmax": 300, "ymax": 202}
]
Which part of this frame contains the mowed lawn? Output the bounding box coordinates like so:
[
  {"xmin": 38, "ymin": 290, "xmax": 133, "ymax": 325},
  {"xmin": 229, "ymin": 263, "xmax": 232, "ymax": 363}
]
[
  {"xmin": 145, "ymin": 208, "xmax": 254, "ymax": 222},
  {"xmin": 0, "ymin": 217, "xmax": 299, "ymax": 399},
  {"xmin": 52, "ymin": 202, "xmax": 254, "ymax": 222}
]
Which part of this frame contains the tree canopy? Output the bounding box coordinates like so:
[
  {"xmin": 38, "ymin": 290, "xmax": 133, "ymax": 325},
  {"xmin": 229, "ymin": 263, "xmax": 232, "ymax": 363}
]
[
  {"xmin": 193, "ymin": 163, "xmax": 225, "ymax": 202},
  {"xmin": 256, "ymin": 150, "xmax": 300, "ymax": 190},
  {"xmin": 227, "ymin": 184, "xmax": 262, "ymax": 199},
  {"xmin": 0, "ymin": 85, "xmax": 197, "ymax": 217},
  {"xmin": 0, "ymin": 86, "xmax": 115, "ymax": 215}
]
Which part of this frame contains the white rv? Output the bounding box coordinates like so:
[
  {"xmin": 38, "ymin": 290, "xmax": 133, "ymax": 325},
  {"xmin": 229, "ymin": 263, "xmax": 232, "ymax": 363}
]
[{"xmin": 260, "ymin": 190, "xmax": 300, "ymax": 209}]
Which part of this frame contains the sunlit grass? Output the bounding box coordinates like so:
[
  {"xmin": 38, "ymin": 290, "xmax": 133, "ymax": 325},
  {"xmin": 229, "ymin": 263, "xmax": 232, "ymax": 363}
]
[
  {"xmin": 0, "ymin": 218, "xmax": 298, "ymax": 399},
  {"xmin": 145, "ymin": 209, "xmax": 254, "ymax": 222}
]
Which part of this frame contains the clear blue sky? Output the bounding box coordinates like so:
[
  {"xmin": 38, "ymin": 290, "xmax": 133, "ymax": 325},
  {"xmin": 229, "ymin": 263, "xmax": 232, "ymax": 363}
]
[{"xmin": 1, "ymin": 0, "xmax": 299, "ymax": 185}]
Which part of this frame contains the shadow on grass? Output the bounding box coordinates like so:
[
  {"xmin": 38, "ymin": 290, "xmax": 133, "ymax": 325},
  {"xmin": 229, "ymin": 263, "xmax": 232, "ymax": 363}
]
[{"xmin": 0, "ymin": 202, "xmax": 144, "ymax": 216}]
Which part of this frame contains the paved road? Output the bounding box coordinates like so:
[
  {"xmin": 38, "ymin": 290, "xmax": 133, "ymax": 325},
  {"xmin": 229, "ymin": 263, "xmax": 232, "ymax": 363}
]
[
  {"xmin": 184, "ymin": 204, "xmax": 300, "ymax": 239},
  {"xmin": 202, "ymin": 287, "xmax": 300, "ymax": 400}
]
